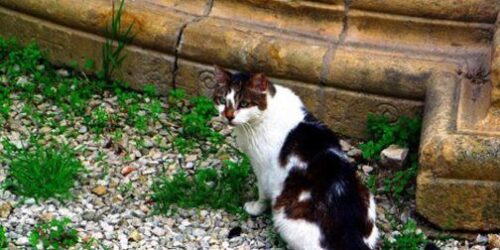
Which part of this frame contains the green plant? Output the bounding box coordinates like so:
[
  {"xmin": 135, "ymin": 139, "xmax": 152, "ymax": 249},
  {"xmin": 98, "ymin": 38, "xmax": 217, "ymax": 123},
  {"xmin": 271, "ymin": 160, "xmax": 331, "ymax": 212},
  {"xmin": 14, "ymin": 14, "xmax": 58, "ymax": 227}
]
[
  {"xmin": 0, "ymin": 38, "xmax": 44, "ymax": 81},
  {"xmin": 0, "ymin": 225, "xmax": 8, "ymax": 249},
  {"xmin": 84, "ymin": 58, "xmax": 95, "ymax": 71},
  {"xmin": 118, "ymin": 181, "xmax": 133, "ymax": 198},
  {"xmin": 382, "ymin": 219, "xmax": 428, "ymax": 250},
  {"xmin": 383, "ymin": 158, "xmax": 418, "ymax": 200},
  {"xmin": 167, "ymin": 88, "xmax": 186, "ymax": 105},
  {"xmin": 85, "ymin": 107, "xmax": 112, "ymax": 134},
  {"xmin": 2, "ymin": 142, "xmax": 84, "ymax": 201},
  {"xmin": 143, "ymin": 84, "xmax": 157, "ymax": 97},
  {"xmin": 29, "ymin": 218, "xmax": 79, "ymax": 250},
  {"xmin": 365, "ymin": 174, "xmax": 378, "ymax": 194},
  {"xmin": 359, "ymin": 114, "xmax": 422, "ymax": 201},
  {"xmin": 267, "ymin": 224, "xmax": 286, "ymax": 249},
  {"xmin": 359, "ymin": 114, "xmax": 421, "ymax": 161},
  {"xmin": 151, "ymin": 155, "xmax": 252, "ymax": 216},
  {"xmin": 100, "ymin": 0, "xmax": 135, "ymax": 82},
  {"xmin": 0, "ymin": 87, "xmax": 11, "ymax": 125}
]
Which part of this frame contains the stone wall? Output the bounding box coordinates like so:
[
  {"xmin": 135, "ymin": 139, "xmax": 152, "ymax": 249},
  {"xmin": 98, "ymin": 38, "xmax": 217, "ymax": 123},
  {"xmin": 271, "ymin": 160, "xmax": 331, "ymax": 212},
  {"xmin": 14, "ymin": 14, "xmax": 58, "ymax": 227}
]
[{"xmin": 0, "ymin": 0, "xmax": 496, "ymax": 138}]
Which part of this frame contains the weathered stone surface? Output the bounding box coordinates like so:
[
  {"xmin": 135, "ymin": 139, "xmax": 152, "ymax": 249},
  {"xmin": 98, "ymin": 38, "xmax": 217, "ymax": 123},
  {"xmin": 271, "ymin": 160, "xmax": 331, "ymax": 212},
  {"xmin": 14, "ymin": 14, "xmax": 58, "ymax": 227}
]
[
  {"xmin": 417, "ymin": 74, "xmax": 500, "ymax": 231},
  {"xmin": 350, "ymin": 0, "xmax": 499, "ymax": 23},
  {"xmin": 417, "ymin": 174, "xmax": 500, "ymax": 231},
  {"xmin": 380, "ymin": 144, "xmax": 409, "ymax": 169},
  {"xmin": 323, "ymin": 47, "xmax": 451, "ymax": 99},
  {"xmin": 492, "ymin": 13, "xmax": 500, "ymax": 107},
  {"xmin": 321, "ymin": 86, "xmax": 423, "ymax": 138},
  {"xmin": 0, "ymin": 7, "xmax": 174, "ymax": 94},
  {"xmin": 347, "ymin": 9, "xmax": 493, "ymax": 56},
  {"xmin": 211, "ymin": 0, "xmax": 344, "ymax": 40},
  {"xmin": 179, "ymin": 17, "xmax": 329, "ymax": 85},
  {"xmin": 0, "ymin": 0, "xmax": 197, "ymax": 54}
]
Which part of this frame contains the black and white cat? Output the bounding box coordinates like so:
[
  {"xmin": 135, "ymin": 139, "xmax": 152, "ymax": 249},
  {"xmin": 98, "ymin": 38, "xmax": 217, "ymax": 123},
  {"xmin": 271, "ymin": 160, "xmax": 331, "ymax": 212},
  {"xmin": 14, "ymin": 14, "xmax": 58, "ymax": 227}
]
[{"xmin": 212, "ymin": 66, "xmax": 379, "ymax": 250}]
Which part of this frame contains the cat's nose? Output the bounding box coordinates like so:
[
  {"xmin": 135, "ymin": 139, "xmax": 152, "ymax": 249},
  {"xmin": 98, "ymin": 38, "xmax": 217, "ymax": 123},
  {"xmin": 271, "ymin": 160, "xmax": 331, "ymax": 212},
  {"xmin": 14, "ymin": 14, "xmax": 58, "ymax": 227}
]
[{"xmin": 224, "ymin": 108, "xmax": 235, "ymax": 122}]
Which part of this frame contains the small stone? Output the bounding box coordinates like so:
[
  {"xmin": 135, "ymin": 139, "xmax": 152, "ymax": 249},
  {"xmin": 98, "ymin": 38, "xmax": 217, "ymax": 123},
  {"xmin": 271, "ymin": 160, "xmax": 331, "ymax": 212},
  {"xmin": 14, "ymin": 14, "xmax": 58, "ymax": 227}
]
[
  {"xmin": 361, "ymin": 165, "xmax": 374, "ymax": 174},
  {"xmin": 193, "ymin": 228, "xmax": 206, "ymax": 237},
  {"xmin": 380, "ymin": 144, "xmax": 409, "ymax": 168},
  {"xmin": 79, "ymin": 126, "xmax": 88, "ymax": 133},
  {"xmin": 92, "ymin": 185, "xmax": 108, "ymax": 196},
  {"xmin": 152, "ymin": 227, "xmax": 165, "ymax": 237},
  {"xmin": 339, "ymin": 140, "xmax": 351, "ymax": 152},
  {"xmin": 476, "ymin": 234, "xmax": 488, "ymax": 244},
  {"xmin": 489, "ymin": 234, "xmax": 500, "ymax": 248},
  {"xmin": 39, "ymin": 126, "xmax": 52, "ymax": 134},
  {"xmin": 40, "ymin": 212, "xmax": 54, "ymax": 222},
  {"xmin": 185, "ymin": 162, "xmax": 194, "ymax": 169},
  {"xmin": 143, "ymin": 138, "xmax": 154, "ymax": 148},
  {"xmin": 16, "ymin": 76, "xmax": 29, "ymax": 86},
  {"xmin": 25, "ymin": 198, "xmax": 36, "ymax": 205},
  {"xmin": 129, "ymin": 230, "xmax": 142, "ymax": 242},
  {"xmin": 347, "ymin": 148, "xmax": 362, "ymax": 158},
  {"xmin": 121, "ymin": 166, "xmax": 136, "ymax": 176},
  {"xmin": 0, "ymin": 202, "xmax": 12, "ymax": 218},
  {"xmin": 16, "ymin": 236, "xmax": 29, "ymax": 245},
  {"xmin": 185, "ymin": 154, "xmax": 197, "ymax": 162},
  {"xmin": 56, "ymin": 69, "xmax": 70, "ymax": 77},
  {"xmin": 82, "ymin": 211, "xmax": 96, "ymax": 221}
]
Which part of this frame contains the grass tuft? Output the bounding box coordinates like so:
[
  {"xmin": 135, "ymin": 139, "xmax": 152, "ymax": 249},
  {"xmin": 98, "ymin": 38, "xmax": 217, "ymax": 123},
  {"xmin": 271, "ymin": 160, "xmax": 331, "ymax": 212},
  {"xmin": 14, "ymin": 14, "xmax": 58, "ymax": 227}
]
[
  {"xmin": 382, "ymin": 219, "xmax": 428, "ymax": 250},
  {"xmin": 151, "ymin": 155, "xmax": 253, "ymax": 217},
  {"xmin": 29, "ymin": 218, "xmax": 79, "ymax": 250},
  {"xmin": 0, "ymin": 226, "xmax": 8, "ymax": 249},
  {"xmin": 359, "ymin": 114, "xmax": 421, "ymax": 161},
  {"xmin": 1, "ymin": 142, "xmax": 84, "ymax": 201},
  {"xmin": 359, "ymin": 114, "xmax": 422, "ymax": 201},
  {"xmin": 100, "ymin": 0, "xmax": 135, "ymax": 82}
]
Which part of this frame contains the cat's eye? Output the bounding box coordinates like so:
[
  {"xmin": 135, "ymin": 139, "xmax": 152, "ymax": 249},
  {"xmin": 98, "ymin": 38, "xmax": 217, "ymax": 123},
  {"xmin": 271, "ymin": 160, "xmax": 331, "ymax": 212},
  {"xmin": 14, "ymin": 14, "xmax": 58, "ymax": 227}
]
[
  {"xmin": 218, "ymin": 97, "xmax": 226, "ymax": 104},
  {"xmin": 239, "ymin": 100, "xmax": 249, "ymax": 108}
]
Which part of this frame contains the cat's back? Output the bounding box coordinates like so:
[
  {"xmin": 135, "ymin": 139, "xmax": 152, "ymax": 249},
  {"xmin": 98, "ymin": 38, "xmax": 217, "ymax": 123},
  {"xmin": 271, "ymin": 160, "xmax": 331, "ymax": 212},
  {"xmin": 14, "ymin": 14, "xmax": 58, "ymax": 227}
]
[{"xmin": 274, "ymin": 113, "xmax": 378, "ymax": 250}]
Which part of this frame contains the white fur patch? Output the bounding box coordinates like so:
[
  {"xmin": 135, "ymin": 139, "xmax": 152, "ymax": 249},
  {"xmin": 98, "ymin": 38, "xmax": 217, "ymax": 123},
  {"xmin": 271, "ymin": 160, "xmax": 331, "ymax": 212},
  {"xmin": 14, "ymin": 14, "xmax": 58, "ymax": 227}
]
[
  {"xmin": 234, "ymin": 85, "xmax": 306, "ymax": 200},
  {"xmin": 273, "ymin": 209, "xmax": 324, "ymax": 250},
  {"xmin": 287, "ymin": 155, "xmax": 307, "ymax": 169},
  {"xmin": 298, "ymin": 191, "xmax": 311, "ymax": 202},
  {"xmin": 216, "ymin": 104, "xmax": 225, "ymax": 114},
  {"xmin": 226, "ymin": 89, "xmax": 236, "ymax": 107},
  {"xmin": 364, "ymin": 195, "xmax": 379, "ymax": 249}
]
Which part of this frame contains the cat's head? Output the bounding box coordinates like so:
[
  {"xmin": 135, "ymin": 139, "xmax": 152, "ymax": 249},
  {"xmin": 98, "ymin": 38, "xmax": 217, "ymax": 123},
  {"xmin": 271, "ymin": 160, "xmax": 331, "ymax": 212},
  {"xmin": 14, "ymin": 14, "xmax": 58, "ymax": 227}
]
[{"xmin": 212, "ymin": 66, "xmax": 275, "ymax": 126}]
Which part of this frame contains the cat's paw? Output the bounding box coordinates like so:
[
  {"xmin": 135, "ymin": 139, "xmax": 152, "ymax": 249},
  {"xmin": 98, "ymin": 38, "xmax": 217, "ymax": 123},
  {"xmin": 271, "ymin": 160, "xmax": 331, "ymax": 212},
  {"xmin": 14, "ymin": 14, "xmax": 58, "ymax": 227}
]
[{"xmin": 244, "ymin": 200, "xmax": 267, "ymax": 216}]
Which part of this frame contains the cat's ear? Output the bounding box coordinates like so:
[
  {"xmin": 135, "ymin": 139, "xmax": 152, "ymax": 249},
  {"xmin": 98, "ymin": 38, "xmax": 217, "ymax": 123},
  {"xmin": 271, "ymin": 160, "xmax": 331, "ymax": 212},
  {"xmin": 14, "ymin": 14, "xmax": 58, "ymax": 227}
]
[
  {"xmin": 249, "ymin": 73, "xmax": 268, "ymax": 92},
  {"xmin": 214, "ymin": 65, "xmax": 230, "ymax": 86}
]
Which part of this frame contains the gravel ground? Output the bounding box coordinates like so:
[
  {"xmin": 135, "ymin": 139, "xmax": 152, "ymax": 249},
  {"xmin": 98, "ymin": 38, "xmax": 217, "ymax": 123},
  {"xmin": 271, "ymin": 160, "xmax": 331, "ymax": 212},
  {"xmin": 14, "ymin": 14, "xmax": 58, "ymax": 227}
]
[{"xmin": 0, "ymin": 70, "xmax": 498, "ymax": 250}]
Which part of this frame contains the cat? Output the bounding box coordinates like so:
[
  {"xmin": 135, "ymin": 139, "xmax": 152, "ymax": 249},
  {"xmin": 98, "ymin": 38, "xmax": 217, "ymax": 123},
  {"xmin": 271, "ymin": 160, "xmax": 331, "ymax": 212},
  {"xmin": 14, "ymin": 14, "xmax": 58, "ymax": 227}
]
[{"xmin": 212, "ymin": 66, "xmax": 379, "ymax": 250}]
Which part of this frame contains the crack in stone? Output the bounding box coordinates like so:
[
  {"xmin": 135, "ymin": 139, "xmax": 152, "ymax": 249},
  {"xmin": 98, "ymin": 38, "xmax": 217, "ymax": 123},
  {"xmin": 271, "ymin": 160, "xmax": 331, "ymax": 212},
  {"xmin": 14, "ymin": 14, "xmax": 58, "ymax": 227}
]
[
  {"xmin": 317, "ymin": 0, "xmax": 351, "ymax": 118},
  {"xmin": 319, "ymin": 0, "xmax": 351, "ymax": 84},
  {"xmin": 172, "ymin": 0, "xmax": 214, "ymax": 88}
]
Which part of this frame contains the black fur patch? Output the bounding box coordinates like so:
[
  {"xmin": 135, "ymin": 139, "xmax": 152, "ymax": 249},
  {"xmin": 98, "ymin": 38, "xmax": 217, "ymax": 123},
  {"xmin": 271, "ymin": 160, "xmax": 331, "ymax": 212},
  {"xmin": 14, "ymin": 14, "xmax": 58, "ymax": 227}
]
[{"xmin": 275, "ymin": 111, "xmax": 374, "ymax": 250}]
